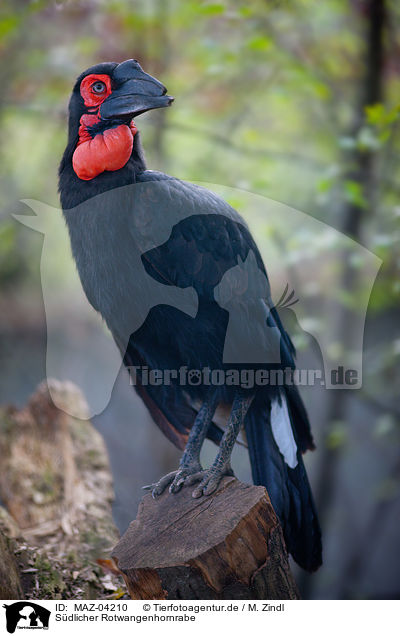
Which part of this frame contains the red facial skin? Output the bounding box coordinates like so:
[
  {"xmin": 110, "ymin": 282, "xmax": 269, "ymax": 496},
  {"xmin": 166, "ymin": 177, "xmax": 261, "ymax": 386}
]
[
  {"xmin": 79, "ymin": 74, "xmax": 112, "ymax": 107},
  {"xmin": 72, "ymin": 74, "xmax": 137, "ymax": 181}
]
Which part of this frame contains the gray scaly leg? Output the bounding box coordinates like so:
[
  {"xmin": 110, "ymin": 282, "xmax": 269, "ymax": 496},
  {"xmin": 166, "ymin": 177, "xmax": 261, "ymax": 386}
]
[
  {"xmin": 190, "ymin": 393, "xmax": 254, "ymax": 498},
  {"xmin": 143, "ymin": 395, "xmax": 218, "ymax": 497}
]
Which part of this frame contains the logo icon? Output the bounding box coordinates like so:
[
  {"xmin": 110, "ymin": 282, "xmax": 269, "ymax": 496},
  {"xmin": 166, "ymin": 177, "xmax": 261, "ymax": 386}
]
[
  {"xmin": 15, "ymin": 183, "xmax": 381, "ymax": 412},
  {"xmin": 3, "ymin": 602, "xmax": 50, "ymax": 634}
]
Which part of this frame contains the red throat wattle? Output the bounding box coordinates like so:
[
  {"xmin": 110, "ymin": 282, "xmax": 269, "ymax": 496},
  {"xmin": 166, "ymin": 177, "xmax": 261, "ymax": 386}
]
[{"xmin": 72, "ymin": 73, "xmax": 137, "ymax": 181}]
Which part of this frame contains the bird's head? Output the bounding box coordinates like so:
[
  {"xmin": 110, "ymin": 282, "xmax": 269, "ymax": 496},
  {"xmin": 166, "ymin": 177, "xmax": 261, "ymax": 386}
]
[
  {"xmin": 60, "ymin": 59, "xmax": 173, "ymax": 184},
  {"xmin": 69, "ymin": 59, "xmax": 173, "ymax": 127}
]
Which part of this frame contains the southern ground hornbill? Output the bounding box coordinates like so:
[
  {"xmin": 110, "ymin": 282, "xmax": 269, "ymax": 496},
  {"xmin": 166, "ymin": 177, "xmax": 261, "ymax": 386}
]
[{"xmin": 59, "ymin": 59, "xmax": 322, "ymax": 571}]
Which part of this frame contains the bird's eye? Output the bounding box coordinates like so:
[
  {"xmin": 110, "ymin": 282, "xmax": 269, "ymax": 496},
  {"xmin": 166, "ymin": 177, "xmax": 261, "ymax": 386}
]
[{"xmin": 92, "ymin": 81, "xmax": 106, "ymax": 94}]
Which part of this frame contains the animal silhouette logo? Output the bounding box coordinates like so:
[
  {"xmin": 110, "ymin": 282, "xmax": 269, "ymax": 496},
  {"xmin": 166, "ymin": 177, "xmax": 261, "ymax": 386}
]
[
  {"xmin": 214, "ymin": 249, "xmax": 282, "ymax": 364},
  {"xmin": 14, "ymin": 181, "xmax": 382, "ymax": 417},
  {"xmin": 3, "ymin": 602, "xmax": 50, "ymax": 633}
]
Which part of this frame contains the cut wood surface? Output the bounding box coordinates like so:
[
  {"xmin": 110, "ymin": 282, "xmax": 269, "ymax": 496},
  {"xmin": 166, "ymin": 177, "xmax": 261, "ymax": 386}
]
[{"xmin": 112, "ymin": 476, "xmax": 300, "ymax": 600}]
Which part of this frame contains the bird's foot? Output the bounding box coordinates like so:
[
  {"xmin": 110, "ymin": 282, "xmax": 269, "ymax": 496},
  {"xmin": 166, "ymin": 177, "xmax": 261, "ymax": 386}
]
[
  {"xmin": 190, "ymin": 464, "xmax": 234, "ymax": 499},
  {"xmin": 143, "ymin": 463, "xmax": 234, "ymax": 499},
  {"xmin": 142, "ymin": 462, "xmax": 204, "ymax": 498}
]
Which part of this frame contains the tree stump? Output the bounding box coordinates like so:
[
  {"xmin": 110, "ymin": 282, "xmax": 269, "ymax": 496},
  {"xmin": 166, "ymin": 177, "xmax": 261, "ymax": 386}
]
[{"xmin": 112, "ymin": 476, "xmax": 299, "ymax": 599}]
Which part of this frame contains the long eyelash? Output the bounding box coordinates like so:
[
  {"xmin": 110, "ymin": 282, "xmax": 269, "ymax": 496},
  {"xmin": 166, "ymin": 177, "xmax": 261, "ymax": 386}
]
[{"xmin": 275, "ymin": 284, "xmax": 299, "ymax": 309}]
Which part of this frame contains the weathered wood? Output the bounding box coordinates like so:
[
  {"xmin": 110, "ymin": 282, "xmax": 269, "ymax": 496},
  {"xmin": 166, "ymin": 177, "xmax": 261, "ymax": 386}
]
[
  {"xmin": 112, "ymin": 476, "xmax": 300, "ymax": 600},
  {"xmin": 0, "ymin": 380, "xmax": 125, "ymax": 599},
  {"xmin": 0, "ymin": 529, "xmax": 24, "ymax": 599}
]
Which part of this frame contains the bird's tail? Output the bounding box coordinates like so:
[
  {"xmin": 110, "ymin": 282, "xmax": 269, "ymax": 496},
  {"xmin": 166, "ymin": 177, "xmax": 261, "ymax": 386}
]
[{"xmin": 245, "ymin": 387, "xmax": 322, "ymax": 571}]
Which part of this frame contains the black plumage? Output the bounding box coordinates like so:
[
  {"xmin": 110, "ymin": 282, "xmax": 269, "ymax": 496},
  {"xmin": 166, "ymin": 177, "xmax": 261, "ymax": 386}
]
[{"xmin": 59, "ymin": 59, "xmax": 322, "ymax": 571}]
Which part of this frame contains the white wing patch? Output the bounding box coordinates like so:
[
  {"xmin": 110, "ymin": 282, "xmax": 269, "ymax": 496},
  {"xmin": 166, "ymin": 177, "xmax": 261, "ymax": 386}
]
[{"xmin": 271, "ymin": 396, "xmax": 298, "ymax": 468}]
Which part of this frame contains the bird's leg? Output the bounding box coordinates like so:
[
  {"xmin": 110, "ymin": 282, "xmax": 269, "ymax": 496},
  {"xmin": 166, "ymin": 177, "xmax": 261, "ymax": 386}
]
[
  {"xmin": 143, "ymin": 396, "xmax": 218, "ymax": 497},
  {"xmin": 190, "ymin": 393, "xmax": 255, "ymax": 499}
]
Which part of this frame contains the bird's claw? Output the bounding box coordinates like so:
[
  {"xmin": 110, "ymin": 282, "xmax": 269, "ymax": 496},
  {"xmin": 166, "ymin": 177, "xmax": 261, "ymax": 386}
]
[
  {"xmin": 190, "ymin": 465, "xmax": 234, "ymax": 499},
  {"xmin": 142, "ymin": 464, "xmax": 203, "ymax": 498},
  {"xmin": 143, "ymin": 464, "xmax": 234, "ymax": 499}
]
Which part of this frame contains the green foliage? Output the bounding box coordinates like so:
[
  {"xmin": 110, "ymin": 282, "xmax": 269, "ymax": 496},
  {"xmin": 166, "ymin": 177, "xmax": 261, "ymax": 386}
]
[
  {"xmin": 325, "ymin": 421, "xmax": 348, "ymax": 450},
  {"xmin": 0, "ymin": 0, "xmax": 398, "ymax": 602},
  {"xmin": 343, "ymin": 180, "xmax": 367, "ymax": 209},
  {"xmin": 0, "ymin": 0, "xmax": 397, "ymax": 431}
]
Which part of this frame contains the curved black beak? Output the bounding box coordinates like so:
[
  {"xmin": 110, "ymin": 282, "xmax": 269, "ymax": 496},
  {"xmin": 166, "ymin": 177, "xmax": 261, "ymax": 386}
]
[{"xmin": 100, "ymin": 59, "xmax": 174, "ymax": 120}]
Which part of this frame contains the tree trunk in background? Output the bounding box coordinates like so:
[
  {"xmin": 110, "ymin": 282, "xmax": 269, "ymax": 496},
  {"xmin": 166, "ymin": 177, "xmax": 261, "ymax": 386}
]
[{"xmin": 301, "ymin": 0, "xmax": 386, "ymax": 599}]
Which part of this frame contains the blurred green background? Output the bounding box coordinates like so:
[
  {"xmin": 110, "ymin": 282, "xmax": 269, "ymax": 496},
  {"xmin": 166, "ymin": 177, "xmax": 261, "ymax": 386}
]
[{"xmin": 0, "ymin": 0, "xmax": 399, "ymax": 599}]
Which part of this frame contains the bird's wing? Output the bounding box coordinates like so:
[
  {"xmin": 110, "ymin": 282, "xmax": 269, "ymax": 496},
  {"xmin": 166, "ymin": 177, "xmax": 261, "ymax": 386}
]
[
  {"xmin": 131, "ymin": 175, "xmax": 295, "ymax": 363},
  {"xmin": 125, "ymin": 174, "xmax": 310, "ymax": 450},
  {"xmin": 134, "ymin": 175, "xmax": 268, "ymax": 293},
  {"xmin": 117, "ymin": 332, "xmax": 223, "ymax": 450}
]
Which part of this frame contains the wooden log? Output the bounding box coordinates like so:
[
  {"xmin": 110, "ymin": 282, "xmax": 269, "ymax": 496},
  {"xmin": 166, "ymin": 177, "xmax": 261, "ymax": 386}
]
[
  {"xmin": 0, "ymin": 529, "xmax": 23, "ymax": 599},
  {"xmin": 0, "ymin": 380, "xmax": 124, "ymax": 599},
  {"xmin": 112, "ymin": 476, "xmax": 300, "ymax": 600}
]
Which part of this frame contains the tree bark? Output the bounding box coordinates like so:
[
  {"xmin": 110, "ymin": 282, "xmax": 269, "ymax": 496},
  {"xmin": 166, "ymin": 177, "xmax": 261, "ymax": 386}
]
[
  {"xmin": 0, "ymin": 529, "xmax": 24, "ymax": 599},
  {"xmin": 0, "ymin": 380, "xmax": 124, "ymax": 599},
  {"xmin": 112, "ymin": 476, "xmax": 299, "ymax": 600}
]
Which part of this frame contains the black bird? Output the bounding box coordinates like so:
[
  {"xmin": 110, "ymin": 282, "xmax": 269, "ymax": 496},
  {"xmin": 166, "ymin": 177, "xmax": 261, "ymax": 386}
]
[{"xmin": 59, "ymin": 59, "xmax": 322, "ymax": 571}]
